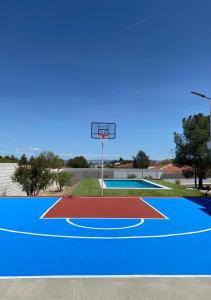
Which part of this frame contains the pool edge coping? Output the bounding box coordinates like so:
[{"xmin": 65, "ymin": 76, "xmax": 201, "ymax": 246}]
[{"xmin": 99, "ymin": 179, "xmax": 171, "ymax": 190}]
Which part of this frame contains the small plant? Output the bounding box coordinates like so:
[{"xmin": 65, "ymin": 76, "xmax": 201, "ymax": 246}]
[
  {"xmin": 128, "ymin": 174, "xmax": 136, "ymax": 179},
  {"xmin": 175, "ymin": 179, "xmax": 181, "ymax": 185},
  {"xmin": 103, "ymin": 174, "xmax": 111, "ymax": 179},
  {"xmin": 144, "ymin": 175, "xmax": 153, "ymax": 180},
  {"xmin": 55, "ymin": 171, "xmax": 72, "ymax": 191}
]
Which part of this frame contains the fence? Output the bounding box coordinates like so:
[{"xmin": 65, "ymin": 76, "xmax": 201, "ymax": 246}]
[
  {"xmin": 164, "ymin": 178, "xmax": 211, "ymax": 186},
  {"xmin": 63, "ymin": 168, "xmax": 113, "ymax": 184},
  {"xmin": 63, "ymin": 168, "xmax": 164, "ymax": 183},
  {"xmin": 160, "ymin": 172, "xmax": 185, "ymax": 180}
]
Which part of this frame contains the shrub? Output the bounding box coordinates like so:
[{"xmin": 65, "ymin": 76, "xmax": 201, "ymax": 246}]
[
  {"xmin": 103, "ymin": 174, "xmax": 113, "ymax": 178},
  {"xmin": 12, "ymin": 156, "xmax": 53, "ymax": 196},
  {"xmin": 144, "ymin": 175, "xmax": 153, "ymax": 180},
  {"xmin": 128, "ymin": 174, "xmax": 137, "ymax": 179},
  {"xmin": 55, "ymin": 171, "xmax": 72, "ymax": 191},
  {"xmin": 175, "ymin": 179, "xmax": 181, "ymax": 185}
]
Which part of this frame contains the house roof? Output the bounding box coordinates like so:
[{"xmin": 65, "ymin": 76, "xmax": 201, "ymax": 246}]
[{"xmin": 148, "ymin": 163, "xmax": 191, "ymax": 173}]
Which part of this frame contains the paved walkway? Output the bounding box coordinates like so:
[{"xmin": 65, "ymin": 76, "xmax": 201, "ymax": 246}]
[{"xmin": 1, "ymin": 278, "xmax": 211, "ymax": 300}]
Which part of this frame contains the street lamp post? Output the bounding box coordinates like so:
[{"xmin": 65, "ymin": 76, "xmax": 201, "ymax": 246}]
[{"xmin": 191, "ymin": 91, "xmax": 211, "ymax": 150}]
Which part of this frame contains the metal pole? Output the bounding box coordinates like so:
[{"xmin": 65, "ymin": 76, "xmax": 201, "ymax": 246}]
[
  {"xmin": 101, "ymin": 137, "xmax": 104, "ymax": 197},
  {"xmin": 210, "ymin": 100, "xmax": 211, "ymax": 147}
]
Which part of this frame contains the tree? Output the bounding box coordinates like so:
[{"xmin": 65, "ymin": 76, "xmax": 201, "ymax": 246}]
[
  {"xmin": 12, "ymin": 155, "xmax": 53, "ymax": 196},
  {"xmin": 133, "ymin": 150, "xmax": 150, "ymax": 168},
  {"xmin": 19, "ymin": 154, "xmax": 28, "ymax": 165},
  {"xmin": 0, "ymin": 155, "xmax": 18, "ymax": 163},
  {"xmin": 40, "ymin": 151, "xmax": 64, "ymax": 169},
  {"xmin": 158, "ymin": 159, "xmax": 173, "ymax": 166},
  {"xmin": 54, "ymin": 171, "xmax": 72, "ymax": 191},
  {"xmin": 66, "ymin": 156, "xmax": 89, "ymax": 168},
  {"xmin": 10, "ymin": 155, "xmax": 17, "ymax": 162},
  {"xmin": 174, "ymin": 113, "xmax": 210, "ymax": 189}
]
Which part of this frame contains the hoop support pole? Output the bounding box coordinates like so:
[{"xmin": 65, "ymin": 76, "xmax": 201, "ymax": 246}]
[
  {"xmin": 101, "ymin": 137, "xmax": 104, "ymax": 197},
  {"xmin": 210, "ymin": 100, "xmax": 211, "ymax": 149}
]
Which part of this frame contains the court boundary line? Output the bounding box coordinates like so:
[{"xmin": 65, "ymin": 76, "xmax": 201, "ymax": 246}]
[
  {"xmin": 40, "ymin": 197, "xmax": 62, "ymax": 219},
  {"xmin": 43, "ymin": 217, "xmax": 165, "ymax": 220},
  {"xmin": 140, "ymin": 197, "xmax": 169, "ymax": 220},
  {"xmin": 1, "ymin": 275, "xmax": 211, "ymax": 279},
  {"xmin": 41, "ymin": 196, "xmax": 167, "ymax": 220}
]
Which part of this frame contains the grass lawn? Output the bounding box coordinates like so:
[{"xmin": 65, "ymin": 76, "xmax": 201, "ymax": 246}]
[{"xmin": 72, "ymin": 178, "xmax": 203, "ymax": 197}]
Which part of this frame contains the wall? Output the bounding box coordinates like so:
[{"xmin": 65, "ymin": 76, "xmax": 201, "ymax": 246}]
[{"xmin": 0, "ymin": 163, "xmax": 26, "ymax": 196}]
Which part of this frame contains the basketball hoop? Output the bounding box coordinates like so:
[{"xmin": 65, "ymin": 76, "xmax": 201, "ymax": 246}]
[
  {"xmin": 91, "ymin": 122, "xmax": 116, "ymax": 197},
  {"xmin": 97, "ymin": 133, "xmax": 109, "ymax": 139},
  {"xmin": 91, "ymin": 122, "xmax": 116, "ymax": 139}
]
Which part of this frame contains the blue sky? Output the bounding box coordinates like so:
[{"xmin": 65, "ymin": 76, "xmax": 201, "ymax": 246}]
[{"xmin": 0, "ymin": 0, "xmax": 211, "ymax": 160}]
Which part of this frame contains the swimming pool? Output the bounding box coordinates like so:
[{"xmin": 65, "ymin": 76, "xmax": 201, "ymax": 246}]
[{"xmin": 101, "ymin": 179, "xmax": 170, "ymax": 189}]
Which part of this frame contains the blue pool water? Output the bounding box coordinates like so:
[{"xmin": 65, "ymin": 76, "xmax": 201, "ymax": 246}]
[{"xmin": 103, "ymin": 179, "xmax": 164, "ymax": 189}]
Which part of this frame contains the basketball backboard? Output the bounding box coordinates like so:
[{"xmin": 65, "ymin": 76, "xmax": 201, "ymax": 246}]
[{"xmin": 91, "ymin": 122, "xmax": 116, "ymax": 139}]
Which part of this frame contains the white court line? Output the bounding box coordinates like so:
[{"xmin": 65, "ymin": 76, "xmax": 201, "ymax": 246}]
[
  {"xmin": 40, "ymin": 197, "xmax": 62, "ymax": 219},
  {"xmin": 140, "ymin": 197, "xmax": 169, "ymax": 220},
  {"xmin": 41, "ymin": 197, "xmax": 167, "ymax": 220},
  {"xmin": 41, "ymin": 217, "xmax": 164, "ymax": 220},
  {"xmin": 1, "ymin": 225, "xmax": 211, "ymax": 239},
  {"xmin": 66, "ymin": 218, "xmax": 144, "ymax": 230},
  {"xmin": 1, "ymin": 197, "xmax": 209, "ymax": 239},
  {"xmin": 1, "ymin": 275, "xmax": 211, "ymax": 279}
]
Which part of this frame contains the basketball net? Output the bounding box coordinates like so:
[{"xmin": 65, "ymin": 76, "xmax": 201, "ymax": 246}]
[{"xmin": 97, "ymin": 133, "xmax": 109, "ymax": 140}]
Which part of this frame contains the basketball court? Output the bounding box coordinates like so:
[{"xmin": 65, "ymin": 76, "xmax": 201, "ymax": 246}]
[
  {"xmin": 1, "ymin": 195, "xmax": 211, "ymax": 277},
  {"xmin": 1, "ymin": 122, "xmax": 211, "ymax": 278}
]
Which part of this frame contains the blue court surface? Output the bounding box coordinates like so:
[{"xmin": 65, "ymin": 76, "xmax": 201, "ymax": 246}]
[{"xmin": 1, "ymin": 196, "xmax": 211, "ymax": 277}]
